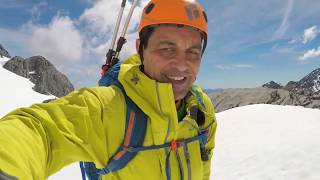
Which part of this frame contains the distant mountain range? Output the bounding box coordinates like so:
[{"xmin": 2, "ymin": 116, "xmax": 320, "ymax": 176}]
[
  {"xmin": 203, "ymin": 88, "xmax": 224, "ymax": 94},
  {"xmin": 210, "ymin": 69, "xmax": 320, "ymax": 112},
  {"xmin": 262, "ymin": 68, "xmax": 320, "ymax": 96}
]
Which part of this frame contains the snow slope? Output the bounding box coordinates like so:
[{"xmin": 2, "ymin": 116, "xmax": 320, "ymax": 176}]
[
  {"xmin": 213, "ymin": 104, "xmax": 320, "ymax": 180},
  {"xmin": 0, "ymin": 57, "xmax": 55, "ymax": 117},
  {"xmin": 1, "ymin": 56, "xmax": 320, "ymax": 179}
]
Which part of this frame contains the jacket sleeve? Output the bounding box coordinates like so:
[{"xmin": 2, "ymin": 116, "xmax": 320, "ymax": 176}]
[
  {"xmin": 202, "ymin": 94, "xmax": 218, "ymax": 180},
  {"xmin": 0, "ymin": 87, "xmax": 113, "ymax": 180}
]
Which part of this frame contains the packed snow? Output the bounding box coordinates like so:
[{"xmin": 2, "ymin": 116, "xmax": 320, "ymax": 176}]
[
  {"xmin": 1, "ymin": 56, "xmax": 320, "ymax": 179},
  {"xmin": 0, "ymin": 56, "xmax": 9, "ymax": 66},
  {"xmin": 0, "ymin": 57, "xmax": 55, "ymax": 117},
  {"xmin": 213, "ymin": 104, "xmax": 320, "ymax": 180}
]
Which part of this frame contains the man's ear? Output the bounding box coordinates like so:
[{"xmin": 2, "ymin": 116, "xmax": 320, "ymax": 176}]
[{"xmin": 136, "ymin": 39, "xmax": 140, "ymax": 53}]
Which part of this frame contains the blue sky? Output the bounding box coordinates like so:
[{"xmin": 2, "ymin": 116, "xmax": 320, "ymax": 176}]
[{"xmin": 0, "ymin": 0, "xmax": 320, "ymax": 89}]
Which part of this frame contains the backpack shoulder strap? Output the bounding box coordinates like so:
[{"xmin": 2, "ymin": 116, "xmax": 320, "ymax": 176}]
[
  {"xmin": 80, "ymin": 62, "xmax": 148, "ymax": 180},
  {"xmin": 98, "ymin": 62, "xmax": 121, "ymax": 86},
  {"xmin": 97, "ymin": 82, "xmax": 148, "ymax": 176}
]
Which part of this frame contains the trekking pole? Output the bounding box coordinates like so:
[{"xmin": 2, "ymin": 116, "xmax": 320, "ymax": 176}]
[
  {"xmin": 102, "ymin": 0, "xmax": 140, "ymax": 75},
  {"xmin": 102, "ymin": 0, "xmax": 127, "ymax": 75},
  {"xmin": 112, "ymin": 0, "xmax": 139, "ymax": 66}
]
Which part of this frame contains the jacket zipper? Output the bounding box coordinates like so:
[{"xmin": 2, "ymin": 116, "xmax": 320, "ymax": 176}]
[{"xmin": 155, "ymin": 82, "xmax": 173, "ymax": 179}]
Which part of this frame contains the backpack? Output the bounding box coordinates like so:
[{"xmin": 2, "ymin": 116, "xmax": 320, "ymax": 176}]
[{"xmin": 79, "ymin": 62, "xmax": 209, "ymax": 180}]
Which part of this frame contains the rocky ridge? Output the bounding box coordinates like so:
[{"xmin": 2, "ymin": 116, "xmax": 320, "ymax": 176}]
[
  {"xmin": 210, "ymin": 68, "xmax": 320, "ymax": 112},
  {"xmin": 1, "ymin": 44, "xmax": 74, "ymax": 97},
  {"xmin": 3, "ymin": 56, "xmax": 74, "ymax": 97},
  {"xmin": 0, "ymin": 44, "xmax": 11, "ymax": 58}
]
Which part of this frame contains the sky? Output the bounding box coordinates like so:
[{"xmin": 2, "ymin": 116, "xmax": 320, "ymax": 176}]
[{"xmin": 0, "ymin": 0, "xmax": 320, "ymax": 89}]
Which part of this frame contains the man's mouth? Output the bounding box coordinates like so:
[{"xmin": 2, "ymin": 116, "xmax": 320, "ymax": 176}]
[{"xmin": 166, "ymin": 75, "xmax": 186, "ymax": 81}]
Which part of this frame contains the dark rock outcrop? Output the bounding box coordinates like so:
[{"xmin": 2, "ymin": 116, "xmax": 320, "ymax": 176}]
[
  {"xmin": 224, "ymin": 68, "xmax": 320, "ymax": 113},
  {"xmin": 209, "ymin": 88, "xmax": 320, "ymax": 113},
  {"xmin": 293, "ymin": 68, "xmax": 320, "ymax": 95},
  {"xmin": 262, "ymin": 81, "xmax": 282, "ymax": 89},
  {"xmin": 262, "ymin": 68, "xmax": 320, "ymax": 96},
  {"xmin": 3, "ymin": 56, "xmax": 74, "ymax": 97},
  {"xmin": 0, "ymin": 44, "xmax": 11, "ymax": 58},
  {"xmin": 283, "ymin": 81, "xmax": 298, "ymax": 91}
]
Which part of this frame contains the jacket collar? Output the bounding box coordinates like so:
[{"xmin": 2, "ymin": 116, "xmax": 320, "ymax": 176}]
[{"xmin": 118, "ymin": 54, "xmax": 210, "ymax": 144}]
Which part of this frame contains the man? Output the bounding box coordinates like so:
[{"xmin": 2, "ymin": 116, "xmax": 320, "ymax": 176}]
[{"xmin": 0, "ymin": 0, "xmax": 217, "ymax": 179}]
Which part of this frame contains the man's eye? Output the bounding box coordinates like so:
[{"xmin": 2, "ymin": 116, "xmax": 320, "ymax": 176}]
[
  {"xmin": 161, "ymin": 48, "xmax": 174, "ymax": 52},
  {"xmin": 158, "ymin": 48, "xmax": 175, "ymax": 57},
  {"xmin": 187, "ymin": 50, "xmax": 201, "ymax": 59},
  {"xmin": 188, "ymin": 48, "xmax": 201, "ymax": 54},
  {"xmin": 189, "ymin": 50, "xmax": 200, "ymax": 55}
]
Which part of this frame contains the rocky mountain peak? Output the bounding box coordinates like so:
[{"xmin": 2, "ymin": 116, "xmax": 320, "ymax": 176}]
[
  {"xmin": 0, "ymin": 44, "xmax": 11, "ymax": 58},
  {"xmin": 3, "ymin": 56, "xmax": 74, "ymax": 97},
  {"xmin": 262, "ymin": 68, "xmax": 320, "ymax": 95},
  {"xmin": 212, "ymin": 68, "xmax": 320, "ymax": 112},
  {"xmin": 262, "ymin": 81, "xmax": 282, "ymax": 89},
  {"xmin": 283, "ymin": 81, "xmax": 298, "ymax": 91},
  {"xmin": 294, "ymin": 68, "xmax": 320, "ymax": 95}
]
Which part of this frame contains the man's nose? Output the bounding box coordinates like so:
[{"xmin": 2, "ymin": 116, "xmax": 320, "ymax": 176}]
[{"xmin": 171, "ymin": 51, "xmax": 188, "ymax": 72}]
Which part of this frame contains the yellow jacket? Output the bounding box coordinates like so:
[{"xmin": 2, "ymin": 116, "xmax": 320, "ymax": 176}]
[{"xmin": 0, "ymin": 54, "xmax": 217, "ymax": 180}]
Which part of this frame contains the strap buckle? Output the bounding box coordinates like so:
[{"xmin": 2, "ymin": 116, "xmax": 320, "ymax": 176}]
[{"xmin": 170, "ymin": 140, "xmax": 184, "ymax": 152}]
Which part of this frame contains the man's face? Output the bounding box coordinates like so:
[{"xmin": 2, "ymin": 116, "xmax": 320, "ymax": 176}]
[{"xmin": 139, "ymin": 26, "xmax": 203, "ymax": 101}]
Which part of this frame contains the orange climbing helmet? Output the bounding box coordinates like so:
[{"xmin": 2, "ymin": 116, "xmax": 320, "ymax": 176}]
[{"xmin": 138, "ymin": 0, "xmax": 208, "ymax": 38}]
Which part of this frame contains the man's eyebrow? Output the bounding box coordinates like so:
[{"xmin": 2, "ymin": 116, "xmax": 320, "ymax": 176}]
[
  {"xmin": 188, "ymin": 43, "xmax": 202, "ymax": 50},
  {"xmin": 156, "ymin": 40, "xmax": 176, "ymax": 47},
  {"xmin": 155, "ymin": 40, "xmax": 202, "ymax": 50}
]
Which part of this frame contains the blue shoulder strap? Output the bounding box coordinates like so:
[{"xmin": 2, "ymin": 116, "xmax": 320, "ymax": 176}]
[
  {"xmin": 98, "ymin": 62, "xmax": 121, "ymax": 87},
  {"xmin": 80, "ymin": 62, "xmax": 148, "ymax": 180},
  {"xmin": 97, "ymin": 88, "xmax": 148, "ymax": 176}
]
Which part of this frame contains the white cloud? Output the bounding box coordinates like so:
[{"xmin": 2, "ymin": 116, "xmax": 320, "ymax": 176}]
[
  {"xmin": 273, "ymin": 0, "xmax": 294, "ymax": 39},
  {"xmin": 235, "ymin": 64, "xmax": 256, "ymax": 68},
  {"xmin": 299, "ymin": 46, "xmax": 320, "ymax": 60},
  {"xmin": 302, "ymin": 25, "xmax": 319, "ymax": 44},
  {"xmin": 79, "ymin": 0, "xmax": 149, "ymax": 62},
  {"xmin": 0, "ymin": 0, "xmax": 29, "ymax": 9},
  {"xmin": 79, "ymin": 0, "xmax": 148, "ymax": 37},
  {"xmin": 29, "ymin": 1, "xmax": 47, "ymax": 21},
  {"xmin": 272, "ymin": 44, "xmax": 295, "ymax": 53},
  {"xmin": 288, "ymin": 38, "xmax": 299, "ymax": 44},
  {"xmin": 0, "ymin": 28, "xmax": 30, "ymax": 47},
  {"xmin": 78, "ymin": 0, "xmax": 94, "ymax": 5},
  {"xmin": 28, "ymin": 15, "xmax": 84, "ymax": 65},
  {"xmin": 215, "ymin": 65, "xmax": 233, "ymax": 70},
  {"xmin": 91, "ymin": 31, "xmax": 139, "ymax": 64},
  {"xmin": 216, "ymin": 64, "xmax": 256, "ymax": 70}
]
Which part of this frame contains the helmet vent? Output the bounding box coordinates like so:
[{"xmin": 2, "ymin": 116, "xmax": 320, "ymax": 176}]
[
  {"xmin": 145, "ymin": 3, "xmax": 155, "ymax": 14},
  {"xmin": 185, "ymin": 4, "xmax": 199, "ymax": 21}
]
